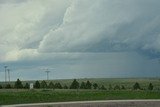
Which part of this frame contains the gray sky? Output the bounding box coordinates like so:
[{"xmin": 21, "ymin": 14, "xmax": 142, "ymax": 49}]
[{"xmin": 0, "ymin": 0, "xmax": 160, "ymax": 81}]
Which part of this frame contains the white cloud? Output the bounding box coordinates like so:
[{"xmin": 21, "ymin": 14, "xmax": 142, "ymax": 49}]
[
  {"xmin": 1, "ymin": 0, "xmax": 160, "ymax": 80},
  {"xmin": 0, "ymin": 0, "xmax": 159, "ymax": 64},
  {"xmin": 38, "ymin": 0, "xmax": 160, "ymax": 58},
  {"xmin": 0, "ymin": 0, "xmax": 71, "ymax": 61}
]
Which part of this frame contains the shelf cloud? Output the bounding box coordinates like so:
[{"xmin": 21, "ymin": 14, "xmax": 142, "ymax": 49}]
[
  {"xmin": 0, "ymin": 0, "xmax": 160, "ymax": 80},
  {"xmin": 38, "ymin": 0, "xmax": 160, "ymax": 58}
]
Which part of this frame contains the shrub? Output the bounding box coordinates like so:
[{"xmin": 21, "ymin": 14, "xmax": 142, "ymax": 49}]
[
  {"xmin": 108, "ymin": 84, "xmax": 113, "ymax": 90},
  {"xmin": 70, "ymin": 79, "xmax": 79, "ymax": 89},
  {"xmin": 34, "ymin": 81, "xmax": 40, "ymax": 89},
  {"xmin": 0, "ymin": 85, "xmax": 2, "ymax": 89},
  {"xmin": 63, "ymin": 85, "xmax": 68, "ymax": 89},
  {"xmin": 5, "ymin": 84, "xmax": 12, "ymax": 89},
  {"xmin": 121, "ymin": 85, "xmax": 125, "ymax": 90},
  {"xmin": 48, "ymin": 82, "xmax": 55, "ymax": 89},
  {"xmin": 133, "ymin": 82, "xmax": 141, "ymax": 90},
  {"xmin": 41, "ymin": 80, "xmax": 47, "ymax": 89},
  {"xmin": 55, "ymin": 83, "xmax": 62, "ymax": 89},
  {"xmin": 14, "ymin": 79, "xmax": 23, "ymax": 89},
  {"xmin": 86, "ymin": 81, "xmax": 92, "ymax": 89},
  {"xmin": 24, "ymin": 83, "xmax": 29, "ymax": 89},
  {"xmin": 100, "ymin": 85, "xmax": 106, "ymax": 90},
  {"xmin": 114, "ymin": 85, "xmax": 120, "ymax": 90},
  {"xmin": 80, "ymin": 82, "xmax": 86, "ymax": 89},
  {"xmin": 93, "ymin": 83, "xmax": 98, "ymax": 89},
  {"xmin": 148, "ymin": 83, "xmax": 154, "ymax": 90}
]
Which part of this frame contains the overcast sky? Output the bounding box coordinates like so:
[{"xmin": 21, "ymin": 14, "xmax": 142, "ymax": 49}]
[{"xmin": 0, "ymin": 0, "xmax": 160, "ymax": 81}]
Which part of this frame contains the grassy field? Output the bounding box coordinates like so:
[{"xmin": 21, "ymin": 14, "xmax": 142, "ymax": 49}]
[
  {"xmin": 1, "ymin": 89, "xmax": 160, "ymax": 105},
  {"xmin": 1, "ymin": 78, "xmax": 160, "ymax": 105},
  {"xmin": 42, "ymin": 78, "xmax": 160, "ymax": 90},
  {"xmin": 1, "ymin": 78, "xmax": 160, "ymax": 89},
  {"xmin": 29, "ymin": 78, "xmax": 160, "ymax": 90}
]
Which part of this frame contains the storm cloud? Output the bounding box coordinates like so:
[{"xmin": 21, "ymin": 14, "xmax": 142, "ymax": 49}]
[
  {"xmin": 39, "ymin": 0, "xmax": 160, "ymax": 57},
  {"xmin": 0, "ymin": 0, "xmax": 160, "ymax": 80}
]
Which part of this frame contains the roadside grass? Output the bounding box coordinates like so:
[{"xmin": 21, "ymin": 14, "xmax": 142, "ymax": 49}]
[{"xmin": 1, "ymin": 89, "xmax": 160, "ymax": 105}]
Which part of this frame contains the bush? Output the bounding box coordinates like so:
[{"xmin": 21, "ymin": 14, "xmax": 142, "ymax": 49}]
[
  {"xmin": 114, "ymin": 85, "xmax": 120, "ymax": 90},
  {"xmin": 34, "ymin": 81, "xmax": 40, "ymax": 89},
  {"xmin": 121, "ymin": 85, "xmax": 125, "ymax": 90},
  {"xmin": 0, "ymin": 85, "xmax": 2, "ymax": 89},
  {"xmin": 93, "ymin": 83, "xmax": 98, "ymax": 89},
  {"xmin": 48, "ymin": 82, "xmax": 55, "ymax": 89},
  {"xmin": 148, "ymin": 83, "xmax": 154, "ymax": 90},
  {"xmin": 5, "ymin": 84, "xmax": 12, "ymax": 89},
  {"xmin": 55, "ymin": 83, "xmax": 62, "ymax": 89},
  {"xmin": 80, "ymin": 82, "xmax": 86, "ymax": 89},
  {"xmin": 108, "ymin": 84, "xmax": 113, "ymax": 90},
  {"xmin": 86, "ymin": 81, "xmax": 92, "ymax": 89},
  {"xmin": 70, "ymin": 79, "xmax": 79, "ymax": 89},
  {"xmin": 24, "ymin": 83, "xmax": 29, "ymax": 89},
  {"xmin": 63, "ymin": 85, "xmax": 68, "ymax": 89},
  {"xmin": 14, "ymin": 79, "xmax": 23, "ymax": 89},
  {"xmin": 41, "ymin": 80, "xmax": 47, "ymax": 89},
  {"xmin": 100, "ymin": 85, "xmax": 106, "ymax": 90},
  {"xmin": 133, "ymin": 82, "xmax": 141, "ymax": 90}
]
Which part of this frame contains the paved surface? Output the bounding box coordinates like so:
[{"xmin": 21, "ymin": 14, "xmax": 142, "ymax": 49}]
[{"xmin": 2, "ymin": 100, "xmax": 160, "ymax": 107}]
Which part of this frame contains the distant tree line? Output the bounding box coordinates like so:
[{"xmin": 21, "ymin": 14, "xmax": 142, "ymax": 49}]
[
  {"xmin": 0, "ymin": 79, "xmax": 155, "ymax": 91},
  {"xmin": 0, "ymin": 79, "xmax": 29, "ymax": 89}
]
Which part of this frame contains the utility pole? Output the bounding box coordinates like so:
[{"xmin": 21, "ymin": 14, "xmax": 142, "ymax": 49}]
[
  {"xmin": 45, "ymin": 70, "xmax": 50, "ymax": 80},
  {"xmin": 4, "ymin": 66, "xmax": 8, "ymax": 83},
  {"xmin": 7, "ymin": 69, "xmax": 10, "ymax": 83}
]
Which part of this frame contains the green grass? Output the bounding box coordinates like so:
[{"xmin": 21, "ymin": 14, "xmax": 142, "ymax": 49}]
[
  {"xmin": 1, "ymin": 89, "xmax": 160, "ymax": 105},
  {"xmin": 1, "ymin": 78, "xmax": 160, "ymax": 105}
]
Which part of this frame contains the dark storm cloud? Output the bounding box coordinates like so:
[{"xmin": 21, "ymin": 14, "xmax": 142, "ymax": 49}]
[
  {"xmin": 0, "ymin": 0, "xmax": 160, "ymax": 81},
  {"xmin": 39, "ymin": 0, "xmax": 160, "ymax": 58}
]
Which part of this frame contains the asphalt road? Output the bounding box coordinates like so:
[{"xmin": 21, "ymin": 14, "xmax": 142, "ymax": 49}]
[{"xmin": 2, "ymin": 100, "xmax": 160, "ymax": 107}]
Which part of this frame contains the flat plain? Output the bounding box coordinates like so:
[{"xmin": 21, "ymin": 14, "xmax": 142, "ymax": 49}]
[{"xmin": 1, "ymin": 78, "xmax": 160, "ymax": 105}]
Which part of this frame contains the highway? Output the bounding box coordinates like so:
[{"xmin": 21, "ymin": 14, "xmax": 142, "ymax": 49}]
[{"xmin": 2, "ymin": 100, "xmax": 160, "ymax": 107}]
